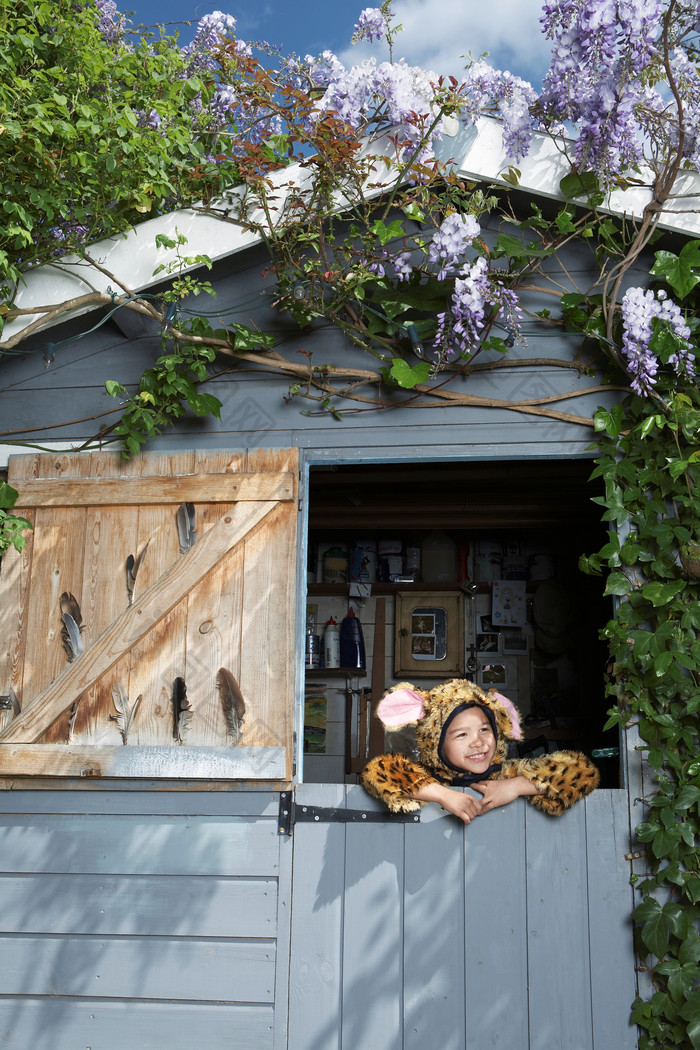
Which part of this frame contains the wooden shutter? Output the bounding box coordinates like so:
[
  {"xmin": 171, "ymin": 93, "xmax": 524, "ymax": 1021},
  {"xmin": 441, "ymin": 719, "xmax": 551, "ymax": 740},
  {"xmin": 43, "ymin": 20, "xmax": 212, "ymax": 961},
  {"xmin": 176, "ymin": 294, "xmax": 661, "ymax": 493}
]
[{"xmin": 0, "ymin": 448, "xmax": 298, "ymax": 781}]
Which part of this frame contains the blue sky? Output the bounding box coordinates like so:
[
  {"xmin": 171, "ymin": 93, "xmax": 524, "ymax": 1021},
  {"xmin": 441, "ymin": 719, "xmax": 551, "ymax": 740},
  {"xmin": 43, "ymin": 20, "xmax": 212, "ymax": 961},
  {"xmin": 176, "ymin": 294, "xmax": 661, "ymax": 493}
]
[{"xmin": 125, "ymin": 0, "xmax": 551, "ymax": 87}]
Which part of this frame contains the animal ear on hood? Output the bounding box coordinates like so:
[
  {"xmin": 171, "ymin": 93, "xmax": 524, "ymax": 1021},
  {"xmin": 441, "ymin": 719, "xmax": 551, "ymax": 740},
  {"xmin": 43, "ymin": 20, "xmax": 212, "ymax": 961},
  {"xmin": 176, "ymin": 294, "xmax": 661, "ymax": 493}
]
[
  {"xmin": 376, "ymin": 684, "xmax": 427, "ymax": 728},
  {"xmin": 490, "ymin": 690, "xmax": 522, "ymax": 741}
]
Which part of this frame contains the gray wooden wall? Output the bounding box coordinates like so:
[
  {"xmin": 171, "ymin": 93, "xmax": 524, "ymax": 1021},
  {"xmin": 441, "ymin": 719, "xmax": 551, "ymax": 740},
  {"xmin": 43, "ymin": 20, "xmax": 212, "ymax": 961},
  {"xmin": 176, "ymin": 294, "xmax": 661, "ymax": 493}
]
[
  {"xmin": 0, "ymin": 784, "xmax": 635, "ymax": 1050},
  {"xmin": 0, "ymin": 225, "xmax": 627, "ymax": 463},
  {"xmin": 0, "ymin": 789, "xmax": 290, "ymax": 1050},
  {"xmin": 288, "ymin": 784, "xmax": 637, "ymax": 1050}
]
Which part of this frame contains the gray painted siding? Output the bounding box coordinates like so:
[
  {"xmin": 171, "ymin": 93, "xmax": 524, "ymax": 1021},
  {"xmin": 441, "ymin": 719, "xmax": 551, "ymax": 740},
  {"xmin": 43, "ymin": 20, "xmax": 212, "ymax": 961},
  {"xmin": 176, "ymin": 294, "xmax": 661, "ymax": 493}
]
[
  {"xmin": 0, "ymin": 790, "xmax": 287, "ymax": 1050},
  {"xmin": 0, "ymin": 784, "xmax": 635, "ymax": 1049},
  {"xmin": 0, "ymin": 232, "xmax": 622, "ymax": 457},
  {"xmin": 288, "ymin": 784, "xmax": 637, "ymax": 1050}
]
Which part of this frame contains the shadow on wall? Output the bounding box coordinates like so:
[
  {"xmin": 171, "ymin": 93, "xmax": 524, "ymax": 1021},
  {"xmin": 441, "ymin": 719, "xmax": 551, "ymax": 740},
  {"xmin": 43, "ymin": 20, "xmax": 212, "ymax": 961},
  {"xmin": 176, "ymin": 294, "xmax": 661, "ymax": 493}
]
[{"xmin": 0, "ymin": 790, "xmax": 280, "ymax": 1050}]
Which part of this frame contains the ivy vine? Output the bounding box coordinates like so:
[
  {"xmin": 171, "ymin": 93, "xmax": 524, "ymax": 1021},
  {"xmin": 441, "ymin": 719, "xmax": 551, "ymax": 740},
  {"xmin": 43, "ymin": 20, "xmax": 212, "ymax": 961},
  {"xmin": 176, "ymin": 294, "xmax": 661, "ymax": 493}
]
[{"xmin": 584, "ymin": 386, "xmax": 700, "ymax": 1048}]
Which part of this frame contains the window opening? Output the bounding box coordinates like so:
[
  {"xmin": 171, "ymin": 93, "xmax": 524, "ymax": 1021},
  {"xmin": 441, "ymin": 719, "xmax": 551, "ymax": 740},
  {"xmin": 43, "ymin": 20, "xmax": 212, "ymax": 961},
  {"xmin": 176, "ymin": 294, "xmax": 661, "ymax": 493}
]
[{"xmin": 303, "ymin": 460, "xmax": 618, "ymax": 790}]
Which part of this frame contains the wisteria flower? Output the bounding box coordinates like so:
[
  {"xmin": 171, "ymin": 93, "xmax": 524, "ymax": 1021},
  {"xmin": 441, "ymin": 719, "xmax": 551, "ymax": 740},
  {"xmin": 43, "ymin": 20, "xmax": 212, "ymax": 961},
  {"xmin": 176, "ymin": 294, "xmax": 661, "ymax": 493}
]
[
  {"xmin": 94, "ymin": 0, "xmax": 124, "ymax": 43},
  {"xmin": 353, "ymin": 7, "xmax": 391, "ymax": 44},
  {"xmin": 460, "ymin": 61, "xmax": 538, "ymax": 163},
  {"xmin": 183, "ymin": 11, "xmax": 237, "ymax": 71},
  {"xmin": 428, "ymin": 213, "xmax": 480, "ymax": 280},
  {"xmin": 621, "ymin": 287, "xmax": 695, "ymax": 395}
]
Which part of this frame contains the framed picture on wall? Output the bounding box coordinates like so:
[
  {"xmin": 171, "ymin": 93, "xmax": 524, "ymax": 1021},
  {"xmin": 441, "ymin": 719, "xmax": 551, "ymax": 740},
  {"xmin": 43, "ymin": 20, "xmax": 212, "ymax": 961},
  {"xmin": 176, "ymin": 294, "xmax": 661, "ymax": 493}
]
[
  {"xmin": 394, "ymin": 591, "xmax": 464, "ymax": 677},
  {"xmin": 477, "ymin": 660, "xmax": 508, "ymax": 688},
  {"xmin": 502, "ymin": 629, "xmax": 529, "ymax": 655}
]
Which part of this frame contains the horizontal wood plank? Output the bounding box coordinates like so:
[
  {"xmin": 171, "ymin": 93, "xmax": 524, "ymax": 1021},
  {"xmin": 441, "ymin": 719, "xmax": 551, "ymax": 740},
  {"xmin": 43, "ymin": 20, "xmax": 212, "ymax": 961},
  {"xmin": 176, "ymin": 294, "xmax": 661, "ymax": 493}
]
[
  {"xmin": 0, "ymin": 789, "xmax": 281, "ymax": 816},
  {"xmin": 0, "ymin": 873, "xmax": 277, "ymax": 937},
  {"xmin": 0, "ymin": 934, "xmax": 276, "ymax": 1002},
  {"xmin": 0, "ymin": 999, "xmax": 274, "ymax": 1050},
  {"xmin": 0, "ymin": 499, "xmax": 280, "ymax": 744},
  {"xmin": 0, "ymin": 745, "xmax": 285, "ymax": 779},
  {"xmin": 0, "ymin": 814, "xmax": 280, "ymax": 876},
  {"xmin": 14, "ymin": 472, "xmax": 294, "ymax": 507}
]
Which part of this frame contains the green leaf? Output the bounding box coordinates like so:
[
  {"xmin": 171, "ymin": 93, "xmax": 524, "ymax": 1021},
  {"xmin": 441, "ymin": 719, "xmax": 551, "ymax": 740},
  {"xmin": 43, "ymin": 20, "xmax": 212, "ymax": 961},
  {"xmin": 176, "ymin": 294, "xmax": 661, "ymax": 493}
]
[
  {"xmin": 651, "ymin": 249, "xmax": 700, "ymax": 300},
  {"xmin": 105, "ymin": 380, "xmax": 125, "ymax": 398},
  {"xmin": 501, "ymin": 166, "xmax": 521, "ymax": 187},
  {"xmin": 388, "ymin": 359, "xmax": 431, "ymax": 388},
  {"xmin": 494, "ymin": 233, "xmax": 547, "ymax": 259},
  {"xmin": 680, "ymin": 928, "xmax": 700, "ymax": 965},
  {"xmin": 679, "ymin": 992, "xmax": 700, "ymax": 1049},
  {"xmin": 604, "ymin": 572, "xmax": 632, "ymax": 596},
  {"xmin": 653, "ymin": 651, "xmax": 674, "ymax": 675},
  {"xmin": 641, "ymin": 581, "xmax": 685, "ymax": 607},
  {"xmin": 636, "ymin": 897, "xmax": 670, "ymax": 958},
  {"xmin": 663, "ymin": 901, "xmax": 690, "ymax": 939},
  {"xmin": 0, "ymin": 482, "xmax": 19, "ymax": 510},
  {"xmin": 370, "ymin": 219, "xmax": 404, "ymax": 247},
  {"xmin": 555, "ymin": 209, "xmax": 576, "ymax": 233},
  {"xmin": 593, "ymin": 404, "xmax": 625, "ymax": 439},
  {"xmin": 402, "ymin": 203, "xmax": 425, "ymax": 222},
  {"xmin": 183, "ymin": 77, "xmax": 203, "ymax": 99},
  {"xmin": 186, "ymin": 391, "xmax": 222, "ymax": 418},
  {"xmin": 676, "ymin": 785, "xmax": 700, "ymax": 810},
  {"xmin": 559, "ymin": 170, "xmax": 600, "ymax": 200},
  {"xmin": 230, "ymin": 324, "xmax": 276, "ymax": 351}
]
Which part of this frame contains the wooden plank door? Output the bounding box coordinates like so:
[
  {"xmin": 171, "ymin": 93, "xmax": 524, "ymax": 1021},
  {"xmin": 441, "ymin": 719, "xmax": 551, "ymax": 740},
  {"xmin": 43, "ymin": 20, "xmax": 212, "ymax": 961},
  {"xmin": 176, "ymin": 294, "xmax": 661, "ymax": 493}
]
[
  {"xmin": 0, "ymin": 448, "xmax": 299, "ymax": 781},
  {"xmin": 286, "ymin": 784, "xmax": 637, "ymax": 1050}
]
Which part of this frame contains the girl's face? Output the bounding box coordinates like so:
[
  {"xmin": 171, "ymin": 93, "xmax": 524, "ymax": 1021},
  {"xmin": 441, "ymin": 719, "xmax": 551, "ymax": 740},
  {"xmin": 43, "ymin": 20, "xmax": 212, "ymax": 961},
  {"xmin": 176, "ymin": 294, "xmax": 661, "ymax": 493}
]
[{"xmin": 442, "ymin": 706, "xmax": 496, "ymax": 774}]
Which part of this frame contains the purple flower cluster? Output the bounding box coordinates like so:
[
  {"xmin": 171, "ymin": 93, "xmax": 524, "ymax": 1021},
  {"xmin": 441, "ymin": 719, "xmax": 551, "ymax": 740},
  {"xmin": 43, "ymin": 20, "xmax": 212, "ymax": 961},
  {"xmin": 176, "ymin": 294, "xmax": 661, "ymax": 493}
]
[
  {"xmin": 353, "ymin": 7, "xmax": 392, "ymax": 44},
  {"xmin": 306, "ymin": 54, "xmax": 446, "ymax": 166},
  {"xmin": 431, "ymin": 254, "xmax": 523, "ymax": 362},
  {"xmin": 94, "ymin": 0, "xmax": 123, "ymax": 43},
  {"xmin": 393, "ymin": 251, "xmax": 413, "ymax": 281},
  {"xmin": 183, "ymin": 11, "xmax": 238, "ymax": 71},
  {"xmin": 434, "ymin": 257, "xmax": 490, "ymax": 358},
  {"xmin": 49, "ymin": 223, "xmax": 90, "ymax": 257},
  {"xmin": 136, "ymin": 109, "xmax": 162, "ymax": 130},
  {"xmin": 539, "ymin": 0, "xmax": 664, "ymax": 178},
  {"xmin": 666, "ymin": 51, "xmax": 700, "ymax": 170},
  {"xmin": 460, "ymin": 61, "xmax": 538, "ymax": 162},
  {"xmin": 621, "ymin": 287, "xmax": 695, "ymax": 395},
  {"xmin": 428, "ymin": 213, "xmax": 480, "ymax": 280}
]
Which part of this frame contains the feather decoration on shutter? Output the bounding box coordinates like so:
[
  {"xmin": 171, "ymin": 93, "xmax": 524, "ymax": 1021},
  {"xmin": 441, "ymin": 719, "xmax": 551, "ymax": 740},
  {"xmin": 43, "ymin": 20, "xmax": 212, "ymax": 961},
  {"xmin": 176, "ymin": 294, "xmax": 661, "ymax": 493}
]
[
  {"xmin": 172, "ymin": 676, "xmax": 193, "ymax": 743},
  {"xmin": 126, "ymin": 540, "xmax": 150, "ymax": 606},
  {"xmin": 60, "ymin": 592, "xmax": 84, "ymax": 662},
  {"xmin": 67, "ymin": 697, "xmax": 81, "ymax": 743},
  {"xmin": 109, "ymin": 682, "xmax": 141, "ymax": 744},
  {"xmin": 216, "ymin": 667, "xmax": 245, "ymax": 744},
  {"xmin": 176, "ymin": 502, "xmax": 197, "ymax": 554}
]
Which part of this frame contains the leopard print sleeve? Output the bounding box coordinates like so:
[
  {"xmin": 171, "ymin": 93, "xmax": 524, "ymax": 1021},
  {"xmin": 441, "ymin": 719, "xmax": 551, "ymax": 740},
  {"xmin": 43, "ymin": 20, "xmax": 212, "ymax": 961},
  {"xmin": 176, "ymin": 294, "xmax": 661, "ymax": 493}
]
[
  {"xmin": 362, "ymin": 753, "xmax": 439, "ymax": 813},
  {"xmin": 499, "ymin": 751, "xmax": 600, "ymax": 815}
]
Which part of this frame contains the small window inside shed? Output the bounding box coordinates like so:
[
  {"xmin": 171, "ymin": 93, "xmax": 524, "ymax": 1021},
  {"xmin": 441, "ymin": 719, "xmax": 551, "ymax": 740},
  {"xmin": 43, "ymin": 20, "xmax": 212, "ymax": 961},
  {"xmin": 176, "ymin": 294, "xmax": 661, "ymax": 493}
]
[{"xmin": 303, "ymin": 460, "xmax": 619, "ymax": 789}]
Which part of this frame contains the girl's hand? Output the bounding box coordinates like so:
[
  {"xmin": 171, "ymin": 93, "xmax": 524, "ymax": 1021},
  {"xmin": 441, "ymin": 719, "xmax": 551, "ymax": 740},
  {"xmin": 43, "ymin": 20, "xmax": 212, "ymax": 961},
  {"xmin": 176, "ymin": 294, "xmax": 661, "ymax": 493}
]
[
  {"xmin": 411, "ymin": 781, "xmax": 484, "ymax": 824},
  {"xmin": 472, "ymin": 776, "xmax": 541, "ymax": 812}
]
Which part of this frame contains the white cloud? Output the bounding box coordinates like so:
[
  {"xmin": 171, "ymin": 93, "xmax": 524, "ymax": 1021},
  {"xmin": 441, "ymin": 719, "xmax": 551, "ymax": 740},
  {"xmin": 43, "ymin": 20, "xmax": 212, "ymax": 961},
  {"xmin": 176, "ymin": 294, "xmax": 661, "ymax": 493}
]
[{"xmin": 337, "ymin": 0, "xmax": 551, "ymax": 87}]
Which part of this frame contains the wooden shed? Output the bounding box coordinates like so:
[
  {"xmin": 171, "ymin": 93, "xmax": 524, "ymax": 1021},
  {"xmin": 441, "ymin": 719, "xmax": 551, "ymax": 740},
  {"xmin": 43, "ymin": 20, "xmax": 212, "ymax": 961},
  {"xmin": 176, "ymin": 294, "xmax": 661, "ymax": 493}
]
[{"xmin": 0, "ymin": 122, "xmax": 646, "ymax": 1049}]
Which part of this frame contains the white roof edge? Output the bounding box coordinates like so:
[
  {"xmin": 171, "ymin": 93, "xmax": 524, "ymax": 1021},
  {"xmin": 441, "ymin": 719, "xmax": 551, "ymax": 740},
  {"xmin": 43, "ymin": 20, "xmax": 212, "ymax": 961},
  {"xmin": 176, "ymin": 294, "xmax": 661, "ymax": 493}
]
[
  {"xmin": 452, "ymin": 116, "xmax": 700, "ymax": 238},
  {"xmin": 5, "ymin": 118, "xmax": 700, "ymax": 344}
]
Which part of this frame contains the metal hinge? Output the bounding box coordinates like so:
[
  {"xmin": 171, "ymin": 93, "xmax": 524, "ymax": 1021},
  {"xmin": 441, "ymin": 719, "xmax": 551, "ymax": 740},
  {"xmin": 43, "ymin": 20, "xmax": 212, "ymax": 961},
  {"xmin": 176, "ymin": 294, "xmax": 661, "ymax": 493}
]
[{"xmin": 278, "ymin": 791, "xmax": 421, "ymax": 835}]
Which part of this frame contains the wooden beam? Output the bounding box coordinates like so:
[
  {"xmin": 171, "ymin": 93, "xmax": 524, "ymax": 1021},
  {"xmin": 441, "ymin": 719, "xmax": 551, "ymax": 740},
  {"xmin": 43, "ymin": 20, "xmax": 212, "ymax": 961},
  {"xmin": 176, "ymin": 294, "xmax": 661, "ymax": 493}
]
[
  {"xmin": 368, "ymin": 597, "xmax": 386, "ymax": 759},
  {"xmin": 0, "ymin": 500, "xmax": 281, "ymax": 744},
  {"xmin": 14, "ymin": 473, "xmax": 294, "ymax": 507},
  {"xmin": 0, "ymin": 744, "xmax": 286, "ymax": 779}
]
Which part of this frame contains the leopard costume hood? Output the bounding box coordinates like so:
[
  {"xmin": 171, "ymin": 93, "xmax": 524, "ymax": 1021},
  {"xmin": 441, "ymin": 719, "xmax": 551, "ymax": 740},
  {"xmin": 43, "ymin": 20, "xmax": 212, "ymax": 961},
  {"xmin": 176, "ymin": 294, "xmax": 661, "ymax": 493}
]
[{"xmin": 377, "ymin": 678, "xmax": 522, "ymax": 785}]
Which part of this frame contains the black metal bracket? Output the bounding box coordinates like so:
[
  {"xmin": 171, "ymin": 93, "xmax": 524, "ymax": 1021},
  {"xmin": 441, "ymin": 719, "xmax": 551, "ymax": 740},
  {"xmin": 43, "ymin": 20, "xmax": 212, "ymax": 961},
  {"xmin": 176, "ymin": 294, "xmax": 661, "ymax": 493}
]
[{"xmin": 278, "ymin": 791, "xmax": 420, "ymax": 835}]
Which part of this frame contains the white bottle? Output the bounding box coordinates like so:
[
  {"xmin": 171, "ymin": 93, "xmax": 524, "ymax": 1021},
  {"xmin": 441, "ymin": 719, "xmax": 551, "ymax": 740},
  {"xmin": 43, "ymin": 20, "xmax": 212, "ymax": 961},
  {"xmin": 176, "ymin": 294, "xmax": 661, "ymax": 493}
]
[{"xmin": 324, "ymin": 617, "xmax": 340, "ymax": 669}]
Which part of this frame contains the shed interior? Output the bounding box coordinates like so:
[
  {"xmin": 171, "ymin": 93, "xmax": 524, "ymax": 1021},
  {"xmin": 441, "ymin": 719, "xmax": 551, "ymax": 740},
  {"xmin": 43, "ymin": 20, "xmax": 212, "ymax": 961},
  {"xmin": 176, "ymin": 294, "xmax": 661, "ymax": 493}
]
[{"xmin": 304, "ymin": 458, "xmax": 618, "ymax": 787}]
